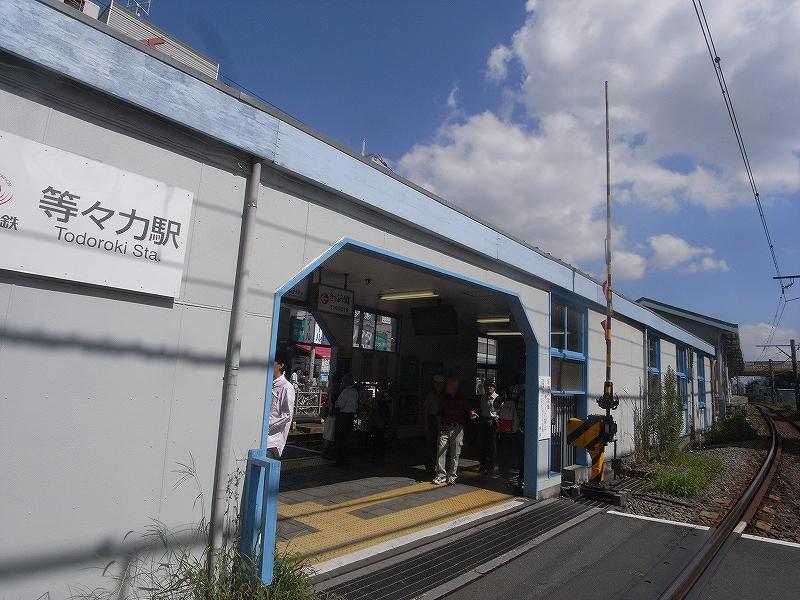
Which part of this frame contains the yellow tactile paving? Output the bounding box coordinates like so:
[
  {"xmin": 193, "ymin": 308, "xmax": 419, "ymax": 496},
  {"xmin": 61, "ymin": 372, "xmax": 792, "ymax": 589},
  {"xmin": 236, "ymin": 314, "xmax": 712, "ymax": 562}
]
[{"xmin": 277, "ymin": 482, "xmax": 514, "ymax": 563}]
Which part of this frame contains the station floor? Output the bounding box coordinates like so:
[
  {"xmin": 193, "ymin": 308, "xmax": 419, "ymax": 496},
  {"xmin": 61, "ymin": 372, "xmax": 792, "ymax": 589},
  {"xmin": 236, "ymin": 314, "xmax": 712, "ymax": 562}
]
[{"xmin": 275, "ymin": 450, "xmax": 518, "ymax": 565}]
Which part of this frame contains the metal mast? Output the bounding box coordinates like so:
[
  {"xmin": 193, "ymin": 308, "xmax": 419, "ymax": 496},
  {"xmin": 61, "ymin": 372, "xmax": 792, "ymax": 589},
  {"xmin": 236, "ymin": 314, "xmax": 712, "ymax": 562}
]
[{"xmin": 601, "ymin": 81, "xmax": 614, "ymax": 411}]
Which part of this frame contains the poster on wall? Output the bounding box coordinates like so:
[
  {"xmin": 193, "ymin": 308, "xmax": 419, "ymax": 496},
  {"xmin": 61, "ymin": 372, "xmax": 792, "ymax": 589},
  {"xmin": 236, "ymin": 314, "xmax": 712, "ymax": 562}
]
[
  {"xmin": 538, "ymin": 375, "xmax": 552, "ymax": 440},
  {"xmin": 0, "ymin": 130, "xmax": 194, "ymax": 297}
]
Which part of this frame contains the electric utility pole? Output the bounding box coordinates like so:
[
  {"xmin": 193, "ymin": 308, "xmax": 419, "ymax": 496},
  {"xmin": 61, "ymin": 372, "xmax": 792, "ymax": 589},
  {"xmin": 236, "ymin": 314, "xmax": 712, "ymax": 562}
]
[{"xmin": 757, "ymin": 341, "xmax": 799, "ymax": 414}]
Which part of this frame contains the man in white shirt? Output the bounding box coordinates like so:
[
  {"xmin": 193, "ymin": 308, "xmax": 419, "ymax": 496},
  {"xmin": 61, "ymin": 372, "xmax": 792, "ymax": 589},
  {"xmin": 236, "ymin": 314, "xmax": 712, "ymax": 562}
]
[
  {"xmin": 334, "ymin": 373, "xmax": 359, "ymax": 467},
  {"xmin": 267, "ymin": 352, "xmax": 296, "ymax": 459}
]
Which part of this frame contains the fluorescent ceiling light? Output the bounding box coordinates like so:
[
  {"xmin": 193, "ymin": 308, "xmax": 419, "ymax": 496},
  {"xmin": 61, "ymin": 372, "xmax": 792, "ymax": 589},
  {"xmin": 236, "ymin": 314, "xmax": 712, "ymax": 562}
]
[
  {"xmin": 477, "ymin": 316, "xmax": 511, "ymax": 324},
  {"xmin": 379, "ymin": 289, "xmax": 439, "ymax": 301},
  {"xmin": 486, "ymin": 330, "xmax": 522, "ymax": 337}
]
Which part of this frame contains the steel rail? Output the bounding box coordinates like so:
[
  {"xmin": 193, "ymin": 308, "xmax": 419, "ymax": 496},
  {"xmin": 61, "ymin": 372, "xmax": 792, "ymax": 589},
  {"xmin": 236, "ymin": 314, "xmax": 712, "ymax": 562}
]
[
  {"xmin": 656, "ymin": 406, "xmax": 781, "ymax": 599},
  {"xmin": 763, "ymin": 404, "xmax": 800, "ymax": 437}
]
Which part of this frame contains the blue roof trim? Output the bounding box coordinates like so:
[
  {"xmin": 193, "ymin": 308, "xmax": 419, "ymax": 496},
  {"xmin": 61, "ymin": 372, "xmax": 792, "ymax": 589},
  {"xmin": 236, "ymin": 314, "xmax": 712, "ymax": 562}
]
[{"xmin": 1, "ymin": 0, "xmax": 714, "ymax": 356}]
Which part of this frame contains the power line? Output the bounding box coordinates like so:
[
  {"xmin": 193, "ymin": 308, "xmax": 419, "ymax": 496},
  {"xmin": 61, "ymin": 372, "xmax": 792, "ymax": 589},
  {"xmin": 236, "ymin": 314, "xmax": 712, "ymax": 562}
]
[
  {"xmin": 691, "ymin": 0, "xmax": 786, "ymax": 296},
  {"xmin": 692, "ymin": 0, "xmax": 792, "ymax": 359}
]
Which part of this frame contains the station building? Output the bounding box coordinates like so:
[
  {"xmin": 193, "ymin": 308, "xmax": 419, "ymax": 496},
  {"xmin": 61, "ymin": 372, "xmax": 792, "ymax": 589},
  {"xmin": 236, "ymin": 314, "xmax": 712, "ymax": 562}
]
[{"xmin": 0, "ymin": 1, "xmax": 738, "ymax": 596}]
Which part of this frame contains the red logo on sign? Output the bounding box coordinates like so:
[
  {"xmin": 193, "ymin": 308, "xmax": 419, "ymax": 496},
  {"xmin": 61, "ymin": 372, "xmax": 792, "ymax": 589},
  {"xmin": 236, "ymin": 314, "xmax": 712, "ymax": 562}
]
[
  {"xmin": 0, "ymin": 173, "xmax": 12, "ymax": 206},
  {"xmin": 320, "ymin": 292, "xmax": 329, "ymax": 304}
]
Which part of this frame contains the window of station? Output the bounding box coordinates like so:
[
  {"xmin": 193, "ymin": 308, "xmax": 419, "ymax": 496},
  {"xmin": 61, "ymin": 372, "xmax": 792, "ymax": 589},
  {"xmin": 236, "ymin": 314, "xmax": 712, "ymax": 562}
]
[
  {"xmin": 697, "ymin": 355, "xmax": 707, "ymax": 430},
  {"xmin": 647, "ymin": 335, "xmax": 661, "ymax": 374},
  {"xmin": 676, "ymin": 346, "xmax": 689, "ymax": 433},
  {"xmin": 550, "ymin": 298, "xmax": 586, "ymax": 393},
  {"xmin": 550, "ymin": 298, "xmax": 586, "ymax": 473},
  {"xmin": 476, "ymin": 336, "xmax": 498, "ymax": 394},
  {"xmin": 353, "ymin": 310, "xmax": 398, "ymax": 352}
]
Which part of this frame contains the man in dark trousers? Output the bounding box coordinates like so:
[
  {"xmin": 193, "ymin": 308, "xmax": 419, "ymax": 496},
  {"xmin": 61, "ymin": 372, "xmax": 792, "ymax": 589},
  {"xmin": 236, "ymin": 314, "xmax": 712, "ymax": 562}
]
[
  {"xmin": 477, "ymin": 378, "xmax": 499, "ymax": 474},
  {"xmin": 498, "ymin": 372, "xmax": 526, "ymax": 495},
  {"xmin": 334, "ymin": 373, "xmax": 359, "ymax": 467},
  {"xmin": 433, "ymin": 377, "xmax": 477, "ymax": 485},
  {"xmin": 370, "ymin": 377, "xmax": 391, "ymax": 464},
  {"xmin": 423, "ymin": 374, "xmax": 445, "ymax": 476}
]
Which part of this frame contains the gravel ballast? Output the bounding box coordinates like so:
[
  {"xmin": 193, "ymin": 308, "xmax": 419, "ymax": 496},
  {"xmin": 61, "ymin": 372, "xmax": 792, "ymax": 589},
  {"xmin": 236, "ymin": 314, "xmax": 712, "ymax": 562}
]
[{"xmin": 620, "ymin": 443, "xmax": 767, "ymax": 527}]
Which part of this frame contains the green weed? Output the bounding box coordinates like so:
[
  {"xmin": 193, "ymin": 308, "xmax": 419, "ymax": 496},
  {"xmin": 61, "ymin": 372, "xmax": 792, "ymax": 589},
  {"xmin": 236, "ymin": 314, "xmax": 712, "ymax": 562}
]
[{"xmin": 651, "ymin": 452, "xmax": 722, "ymax": 498}]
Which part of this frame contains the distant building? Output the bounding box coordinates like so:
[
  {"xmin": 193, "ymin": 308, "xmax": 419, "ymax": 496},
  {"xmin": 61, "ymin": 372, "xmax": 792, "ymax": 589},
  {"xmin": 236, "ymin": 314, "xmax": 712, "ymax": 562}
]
[{"xmin": 637, "ymin": 298, "xmax": 744, "ymax": 422}]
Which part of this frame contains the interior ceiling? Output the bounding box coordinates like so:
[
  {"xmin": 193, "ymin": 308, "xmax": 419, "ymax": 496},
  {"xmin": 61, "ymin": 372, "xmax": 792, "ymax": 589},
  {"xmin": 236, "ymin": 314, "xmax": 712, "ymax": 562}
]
[{"xmin": 316, "ymin": 248, "xmax": 512, "ymax": 319}]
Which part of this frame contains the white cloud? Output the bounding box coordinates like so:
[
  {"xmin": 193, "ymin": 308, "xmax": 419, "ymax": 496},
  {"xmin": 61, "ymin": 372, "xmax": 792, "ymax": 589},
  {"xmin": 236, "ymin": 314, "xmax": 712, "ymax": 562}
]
[
  {"xmin": 648, "ymin": 233, "xmax": 709, "ymax": 269},
  {"xmin": 446, "ymin": 84, "xmax": 460, "ymax": 110},
  {"xmin": 739, "ymin": 322, "xmax": 800, "ymax": 361},
  {"xmin": 615, "ymin": 250, "xmax": 647, "ymax": 280},
  {"xmin": 507, "ymin": 0, "xmax": 799, "ymax": 206},
  {"xmin": 399, "ymin": 111, "xmax": 614, "ymax": 264},
  {"xmin": 486, "ymin": 44, "xmax": 513, "ymax": 81},
  {"xmin": 684, "ymin": 256, "xmax": 730, "ymax": 273},
  {"xmin": 398, "ymin": 0, "xmax": 799, "ymax": 272},
  {"xmin": 646, "ymin": 233, "xmax": 728, "ymax": 272}
]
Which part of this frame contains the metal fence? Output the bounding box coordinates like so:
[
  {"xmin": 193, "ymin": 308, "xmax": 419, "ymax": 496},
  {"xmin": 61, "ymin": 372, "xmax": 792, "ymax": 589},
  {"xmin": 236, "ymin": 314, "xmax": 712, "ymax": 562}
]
[
  {"xmin": 550, "ymin": 394, "xmax": 578, "ymax": 473},
  {"xmin": 294, "ymin": 388, "xmax": 324, "ymax": 416}
]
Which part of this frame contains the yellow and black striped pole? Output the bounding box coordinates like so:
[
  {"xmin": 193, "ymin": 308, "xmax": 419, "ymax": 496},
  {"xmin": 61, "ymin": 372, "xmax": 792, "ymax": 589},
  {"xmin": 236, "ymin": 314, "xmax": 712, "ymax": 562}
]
[{"xmin": 567, "ymin": 416, "xmax": 607, "ymax": 483}]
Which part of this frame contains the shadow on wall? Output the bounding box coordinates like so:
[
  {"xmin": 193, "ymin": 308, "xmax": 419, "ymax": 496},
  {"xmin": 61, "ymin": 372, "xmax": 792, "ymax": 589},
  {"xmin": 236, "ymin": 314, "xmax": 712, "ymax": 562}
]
[
  {"xmin": 1, "ymin": 326, "xmax": 268, "ymax": 368},
  {"xmin": 0, "ymin": 526, "xmax": 206, "ymax": 585}
]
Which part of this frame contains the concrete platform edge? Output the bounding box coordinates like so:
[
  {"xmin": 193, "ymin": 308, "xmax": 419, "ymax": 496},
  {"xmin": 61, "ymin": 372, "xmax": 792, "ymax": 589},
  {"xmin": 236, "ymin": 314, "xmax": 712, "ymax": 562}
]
[{"xmin": 415, "ymin": 505, "xmax": 603, "ymax": 600}]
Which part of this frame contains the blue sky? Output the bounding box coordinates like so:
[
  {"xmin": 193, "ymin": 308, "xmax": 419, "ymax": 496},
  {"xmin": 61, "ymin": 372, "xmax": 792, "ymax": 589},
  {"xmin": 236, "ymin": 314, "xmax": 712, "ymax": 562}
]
[{"xmin": 137, "ymin": 0, "xmax": 799, "ymax": 360}]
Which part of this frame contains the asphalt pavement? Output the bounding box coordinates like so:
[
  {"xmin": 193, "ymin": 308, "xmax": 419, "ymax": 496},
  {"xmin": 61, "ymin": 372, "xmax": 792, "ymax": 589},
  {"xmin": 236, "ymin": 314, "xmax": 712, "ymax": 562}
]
[{"xmin": 443, "ymin": 511, "xmax": 800, "ymax": 600}]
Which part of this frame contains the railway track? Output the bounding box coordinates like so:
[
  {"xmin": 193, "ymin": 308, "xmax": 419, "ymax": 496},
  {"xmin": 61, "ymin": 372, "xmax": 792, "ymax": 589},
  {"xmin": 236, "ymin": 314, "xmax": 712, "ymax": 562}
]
[
  {"xmin": 763, "ymin": 403, "xmax": 800, "ymax": 438},
  {"xmin": 656, "ymin": 405, "xmax": 782, "ymax": 599}
]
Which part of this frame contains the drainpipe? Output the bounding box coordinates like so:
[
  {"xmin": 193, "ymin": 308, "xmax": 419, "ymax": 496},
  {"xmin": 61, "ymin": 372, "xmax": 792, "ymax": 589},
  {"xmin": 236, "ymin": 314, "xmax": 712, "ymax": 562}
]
[{"xmin": 208, "ymin": 157, "xmax": 263, "ymax": 577}]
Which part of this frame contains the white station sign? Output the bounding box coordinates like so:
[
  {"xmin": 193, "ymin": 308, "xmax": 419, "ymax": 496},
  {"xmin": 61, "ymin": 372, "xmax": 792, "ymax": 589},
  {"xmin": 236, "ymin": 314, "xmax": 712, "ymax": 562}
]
[
  {"xmin": 315, "ymin": 283, "xmax": 354, "ymax": 317},
  {"xmin": 538, "ymin": 375, "xmax": 552, "ymax": 440},
  {"xmin": 0, "ymin": 130, "xmax": 194, "ymax": 297}
]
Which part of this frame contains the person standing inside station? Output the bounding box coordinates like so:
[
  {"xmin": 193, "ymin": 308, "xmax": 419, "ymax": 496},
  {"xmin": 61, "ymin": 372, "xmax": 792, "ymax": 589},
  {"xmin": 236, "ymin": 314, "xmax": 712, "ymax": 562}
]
[
  {"xmin": 433, "ymin": 377, "xmax": 478, "ymax": 485},
  {"xmin": 498, "ymin": 372, "xmax": 526, "ymax": 494},
  {"xmin": 321, "ymin": 372, "xmax": 340, "ymax": 460},
  {"xmin": 334, "ymin": 373, "xmax": 359, "ymax": 468},
  {"xmin": 370, "ymin": 377, "xmax": 391, "ymax": 465},
  {"xmin": 267, "ymin": 351, "xmax": 296, "ymax": 459},
  {"xmin": 423, "ymin": 374, "xmax": 445, "ymax": 476},
  {"xmin": 477, "ymin": 379, "xmax": 499, "ymax": 475}
]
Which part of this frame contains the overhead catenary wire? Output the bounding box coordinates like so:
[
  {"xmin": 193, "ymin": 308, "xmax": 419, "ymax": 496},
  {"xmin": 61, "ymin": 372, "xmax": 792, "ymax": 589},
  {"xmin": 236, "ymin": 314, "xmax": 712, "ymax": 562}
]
[
  {"xmin": 692, "ymin": 0, "xmax": 785, "ymax": 291},
  {"xmin": 691, "ymin": 0, "xmax": 790, "ymax": 357},
  {"xmin": 757, "ymin": 296, "xmax": 787, "ymax": 361}
]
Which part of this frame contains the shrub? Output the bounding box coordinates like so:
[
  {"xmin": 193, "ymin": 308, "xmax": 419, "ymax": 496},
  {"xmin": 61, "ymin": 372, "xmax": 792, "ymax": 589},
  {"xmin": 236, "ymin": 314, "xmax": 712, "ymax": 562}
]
[
  {"xmin": 633, "ymin": 368, "xmax": 683, "ymax": 463},
  {"xmin": 703, "ymin": 411, "xmax": 757, "ymax": 446}
]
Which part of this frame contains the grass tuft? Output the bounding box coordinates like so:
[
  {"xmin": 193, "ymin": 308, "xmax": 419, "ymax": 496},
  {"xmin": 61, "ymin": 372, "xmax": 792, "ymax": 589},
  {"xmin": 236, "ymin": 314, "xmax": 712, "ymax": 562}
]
[
  {"xmin": 703, "ymin": 411, "xmax": 757, "ymax": 446},
  {"xmin": 651, "ymin": 452, "xmax": 722, "ymax": 498}
]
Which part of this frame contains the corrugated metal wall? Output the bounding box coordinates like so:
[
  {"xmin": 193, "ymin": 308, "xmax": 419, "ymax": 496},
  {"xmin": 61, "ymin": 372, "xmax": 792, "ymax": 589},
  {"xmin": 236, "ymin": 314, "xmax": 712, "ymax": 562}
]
[{"xmin": 102, "ymin": 3, "xmax": 219, "ymax": 79}]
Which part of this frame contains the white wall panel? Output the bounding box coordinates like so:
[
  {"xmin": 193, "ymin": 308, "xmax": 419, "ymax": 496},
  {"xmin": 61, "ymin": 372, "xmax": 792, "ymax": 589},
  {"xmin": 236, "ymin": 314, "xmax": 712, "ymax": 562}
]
[
  {"xmin": 155, "ymin": 304, "xmax": 230, "ymax": 526},
  {"xmin": 588, "ymin": 310, "xmax": 645, "ymax": 456},
  {"xmin": 303, "ymin": 201, "xmax": 386, "ymax": 263},
  {"xmin": 247, "ymin": 185, "xmax": 310, "ymax": 314},
  {"xmin": 42, "ymin": 108, "xmax": 203, "ymax": 193},
  {"xmin": 0, "ymin": 285, "xmax": 180, "ymax": 557},
  {"xmin": 180, "ymin": 164, "xmax": 244, "ymax": 307},
  {"xmin": 0, "ymin": 86, "xmax": 50, "ymax": 142},
  {"xmin": 661, "ymin": 339, "xmax": 677, "ymax": 375}
]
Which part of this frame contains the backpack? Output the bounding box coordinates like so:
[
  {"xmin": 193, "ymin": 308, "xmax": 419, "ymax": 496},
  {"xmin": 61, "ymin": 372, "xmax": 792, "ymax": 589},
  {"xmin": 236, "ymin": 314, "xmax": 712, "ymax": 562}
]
[{"xmin": 498, "ymin": 386, "xmax": 523, "ymax": 433}]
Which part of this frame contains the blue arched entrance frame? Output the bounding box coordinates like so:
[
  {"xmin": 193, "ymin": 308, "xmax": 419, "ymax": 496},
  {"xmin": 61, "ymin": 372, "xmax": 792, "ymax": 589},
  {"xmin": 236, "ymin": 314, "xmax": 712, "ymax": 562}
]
[{"xmin": 241, "ymin": 238, "xmax": 540, "ymax": 584}]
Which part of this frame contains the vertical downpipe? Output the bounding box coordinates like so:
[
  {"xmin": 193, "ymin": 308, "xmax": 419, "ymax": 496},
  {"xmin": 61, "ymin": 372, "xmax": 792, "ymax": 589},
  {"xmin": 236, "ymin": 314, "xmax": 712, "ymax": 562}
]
[{"xmin": 208, "ymin": 158, "xmax": 262, "ymax": 577}]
